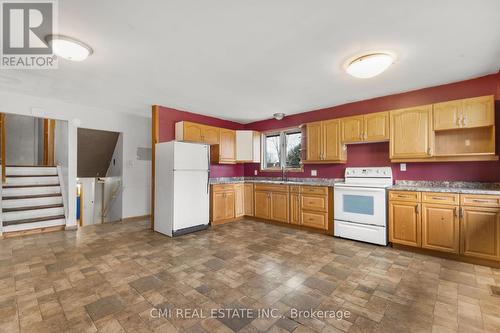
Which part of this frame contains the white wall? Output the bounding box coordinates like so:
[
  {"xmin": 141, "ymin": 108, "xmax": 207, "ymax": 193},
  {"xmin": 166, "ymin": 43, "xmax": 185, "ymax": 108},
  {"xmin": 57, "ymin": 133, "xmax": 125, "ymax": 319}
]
[
  {"xmin": 0, "ymin": 90, "xmax": 151, "ymax": 228},
  {"xmin": 54, "ymin": 120, "xmax": 69, "ymax": 218},
  {"xmin": 104, "ymin": 133, "xmax": 123, "ymax": 223},
  {"xmin": 5, "ymin": 114, "xmax": 41, "ymax": 165}
]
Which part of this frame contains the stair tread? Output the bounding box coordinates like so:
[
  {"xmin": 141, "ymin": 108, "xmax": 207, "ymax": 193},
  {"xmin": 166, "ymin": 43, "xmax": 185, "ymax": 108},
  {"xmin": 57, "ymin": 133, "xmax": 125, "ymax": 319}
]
[
  {"xmin": 3, "ymin": 215, "xmax": 65, "ymax": 226},
  {"xmin": 3, "ymin": 184, "xmax": 60, "ymax": 189},
  {"xmin": 6, "ymin": 165, "xmax": 57, "ymax": 167},
  {"xmin": 3, "ymin": 204, "xmax": 64, "ymax": 212},
  {"xmin": 6, "ymin": 175, "xmax": 58, "ymax": 177},
  {"xmin": 3, "ymin": 194, "xmax": 62, "ymax": 200}
]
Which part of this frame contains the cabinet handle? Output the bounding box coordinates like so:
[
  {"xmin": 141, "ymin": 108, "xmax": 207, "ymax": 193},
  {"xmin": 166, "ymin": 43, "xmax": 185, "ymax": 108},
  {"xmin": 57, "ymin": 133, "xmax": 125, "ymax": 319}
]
[
  {"xmin": 427, "ymin": 147, "xmax": 432, "ymax": 156},
  {"xmin": 456, "ymin": 115, "xmax": 461, "ymax": 127},
  {"xmin": 462, "ymin": 116, "xmax": 467, "ymax": 127},
  {"xmin": 415, "ymin": 205, "xmax": 420, "ymax": 214},
  {"xmin": 431, "ymin": 197, "xmax": 446, "ymax": 200},
  {"xmin": 459, "ymin": 207, "xmax": 464, "ymax": 218},
  {"xmin": 454, "ymin": 207, "xmax": 458, "ymax": 217},
  {"xmin": 472, "ymin": 199, "xmax": 492, "ymax": 203}
]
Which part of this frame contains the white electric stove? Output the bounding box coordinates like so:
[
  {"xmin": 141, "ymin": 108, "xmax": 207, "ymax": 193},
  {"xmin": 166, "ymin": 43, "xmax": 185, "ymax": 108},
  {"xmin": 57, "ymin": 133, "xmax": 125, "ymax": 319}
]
[{"xmin": 334, "ymin": 167, "xmax": 393, "ymax": 245}]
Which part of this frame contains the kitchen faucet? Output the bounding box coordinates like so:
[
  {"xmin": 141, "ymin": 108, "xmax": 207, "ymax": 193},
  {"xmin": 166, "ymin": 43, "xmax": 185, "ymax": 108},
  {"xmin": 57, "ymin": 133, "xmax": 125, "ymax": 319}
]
[{"xmin": 281, "ymin": 167, "xmax": 287, "ymax": 182}]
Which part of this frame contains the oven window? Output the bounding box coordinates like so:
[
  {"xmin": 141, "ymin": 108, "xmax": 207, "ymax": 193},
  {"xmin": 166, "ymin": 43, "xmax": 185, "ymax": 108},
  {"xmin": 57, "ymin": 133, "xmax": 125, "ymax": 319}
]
[{"xmin": 343, "ymin": 195, "xmax": 374, "ymax": 215}]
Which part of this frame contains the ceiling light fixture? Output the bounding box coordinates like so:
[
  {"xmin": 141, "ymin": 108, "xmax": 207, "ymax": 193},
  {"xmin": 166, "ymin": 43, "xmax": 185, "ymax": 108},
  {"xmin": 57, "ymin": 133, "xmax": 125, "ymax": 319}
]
[
  {"xmin": 345, "ymin": 53, "xmax": 394, "ymax": 79},
  {"xmin": 273, "ymin": 113, "xmax": 285, "ymax": 120},
  {"xmin": 45, "ymin": 35, "xmax": 93, "ymax": 61}
]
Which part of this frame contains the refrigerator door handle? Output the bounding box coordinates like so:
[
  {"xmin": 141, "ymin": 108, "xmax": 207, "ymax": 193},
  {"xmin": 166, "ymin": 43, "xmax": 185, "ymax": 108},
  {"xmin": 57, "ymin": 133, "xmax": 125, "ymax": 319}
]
[{"xmin": 207, "ymin": 145, "xmax": 210, "ymax": 194}]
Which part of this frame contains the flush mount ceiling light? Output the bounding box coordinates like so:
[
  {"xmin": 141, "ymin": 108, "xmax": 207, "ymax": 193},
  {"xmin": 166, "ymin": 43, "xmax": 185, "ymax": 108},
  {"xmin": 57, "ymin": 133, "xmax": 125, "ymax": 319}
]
[
  {"xmin": 45, "ymin": 35, "xmax": 93, "ymax": 61},
  {"xmin": 345, "ymin": 53, "xmax": 394, "ymax": 79},
  {"xmin": 273, "ymin": 113, "xmax": 285, "ymax": 120}
]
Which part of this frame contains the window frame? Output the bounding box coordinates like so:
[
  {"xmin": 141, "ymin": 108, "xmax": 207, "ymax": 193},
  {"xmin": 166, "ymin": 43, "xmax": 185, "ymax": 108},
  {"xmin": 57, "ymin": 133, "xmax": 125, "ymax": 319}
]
[{"xmin": 261, "ymin": 127, "xmax": 303, "ymax": 172}]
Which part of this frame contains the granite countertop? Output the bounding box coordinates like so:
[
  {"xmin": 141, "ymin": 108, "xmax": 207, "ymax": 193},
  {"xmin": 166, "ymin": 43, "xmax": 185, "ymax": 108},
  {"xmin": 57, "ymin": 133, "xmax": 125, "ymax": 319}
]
[
  {"xmin": 389, "ymin": 181, "xmax": 500, "ymax": 195},
  {"xmin": 210, "ymin": 177, "xmax": 343, "ymax": 187}
]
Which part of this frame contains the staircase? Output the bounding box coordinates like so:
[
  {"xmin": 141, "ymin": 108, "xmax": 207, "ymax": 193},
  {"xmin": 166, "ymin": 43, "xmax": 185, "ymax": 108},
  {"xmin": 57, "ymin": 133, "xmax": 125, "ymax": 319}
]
[{"xmin": 1, "ymin": 166, "xmax": 66, "ymax": 235}]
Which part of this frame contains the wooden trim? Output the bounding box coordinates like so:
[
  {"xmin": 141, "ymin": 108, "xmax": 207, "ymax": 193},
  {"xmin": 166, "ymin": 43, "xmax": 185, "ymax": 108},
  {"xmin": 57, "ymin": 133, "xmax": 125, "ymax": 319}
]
[
  {"xmin": 3, "ymin": 225, "xmax": 65, "ymax": 239},
  {"xmin": 151, "ymin": 105, "xmax": 160, "ymax": 230},
  {"xmin": 392, "ymin": 243, "xmax": 500, "ymax": 269},
  {"xmin": 43, "ymin": 119, "xmax": 55, "ymax": 166},
  {"xmin": 0, "ymin": 113, "xmax": 5, "ymax": 183},
  {"xmin": 391, "ymin": 155, "xmax": 498, "ymax": 163},
  {"xmin": 122, "ymin": 215, "xmax": 151, "ymax": 223},
  {"xmin": 246, "ymin": 216, "xmax": 333, "ymax": 235}
]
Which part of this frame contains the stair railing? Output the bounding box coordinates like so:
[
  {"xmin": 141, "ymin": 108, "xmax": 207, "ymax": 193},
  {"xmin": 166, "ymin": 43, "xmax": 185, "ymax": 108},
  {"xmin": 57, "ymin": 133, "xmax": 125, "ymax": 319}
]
[{"xmin": 102, "ymin": 179, "xmax": 122, "ymax": 220}]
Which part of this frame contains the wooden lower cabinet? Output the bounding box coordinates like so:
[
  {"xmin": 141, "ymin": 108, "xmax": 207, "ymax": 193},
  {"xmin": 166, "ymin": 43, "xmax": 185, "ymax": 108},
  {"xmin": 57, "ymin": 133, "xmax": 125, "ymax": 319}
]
[
  {"xmin": 244, "ymin": 183, "xmax": 254, "ymax": 216},
  {"xmin": 290, "ymin": 193, "xmax": 300, "ymax": 225},
  {"xmin": 254, "ymin": 191, "xmax": 271, "ymax": 219},
  {"xmin": 271, "ymin": 192, "xmax": 289, "ymax": 223},
  {"xmin": 461, "ymin": 206, "xmax": 500, "ymax": 261},
  {"xmin": 234, "ymin": 184, "xmax": 244, "ymax": 217},
  {"xmin": 301, "ymin": 211, "xmax": 328, "ymax": 230},
  {"xmin": 211, "ymin": 189, "xmax": 235, "ymax": 223},
  {"xmin": 389, "ymin": 200, "xmax": 421, "ymax": 247},
  {"xmin": 421, "ymin": 203, "xmax": 459, "ymax": 254}
]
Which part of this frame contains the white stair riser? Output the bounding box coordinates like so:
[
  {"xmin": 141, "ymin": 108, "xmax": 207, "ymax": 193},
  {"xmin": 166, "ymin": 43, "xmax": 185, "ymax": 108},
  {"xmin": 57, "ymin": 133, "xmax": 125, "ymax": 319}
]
[
  {"xmin": 5, "ymin": 176, "xmax": 59, "ymax": 186},
  {"xmin": 3, "ymin": 186, "xmax": 61, "ymax": 197},
  {"xmin": 2, "ymin": 219, "xmax": 66, "ymax": 233},
  {"xmin": 5, "ymin": 167, "xmax": 58, "ymax": 176},
  {"xmin": 2, "ymin": 196, "xmax": 63, "ymax": 209},
  {"xmin": 3, "ymin": 207, "xmax": 64, "ymax": 221}
]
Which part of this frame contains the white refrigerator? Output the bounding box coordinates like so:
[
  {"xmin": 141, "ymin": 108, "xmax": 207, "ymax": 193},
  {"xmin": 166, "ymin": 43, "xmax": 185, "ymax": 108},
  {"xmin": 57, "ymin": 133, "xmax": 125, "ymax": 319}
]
[{"xmin": 154, "ymin": 141, "xmax": 210, "ymax": 237}]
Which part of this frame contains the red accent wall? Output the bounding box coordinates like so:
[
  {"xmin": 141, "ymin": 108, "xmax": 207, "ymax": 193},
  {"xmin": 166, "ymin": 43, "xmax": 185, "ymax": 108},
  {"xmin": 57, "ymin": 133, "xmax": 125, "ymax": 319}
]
[
  {"xmin": 157, "ymin": 106, "xmax": 244, "ymax": 177},
  {"xmin": 157, "ymin": 72, "xmax": 500, "ymax": 181},
  {"xmin": 244, "ymin": 72, "xmax": 500, "ymax": 182}
]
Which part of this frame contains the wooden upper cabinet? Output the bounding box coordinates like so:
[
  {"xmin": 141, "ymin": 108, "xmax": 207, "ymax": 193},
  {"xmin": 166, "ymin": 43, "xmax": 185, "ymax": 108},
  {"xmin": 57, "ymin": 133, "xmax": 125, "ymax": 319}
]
[
  {"xmin": 234, "ymin": 184, "xmax": 244, "ymax": 217},
  {"xmin": 177, "ymin": 121, "xmax": 203, "ymax": 142},
  {"xmin": 434, "ymin": 100, "xmax": 462, "ymax": 130},
  {"xmin": 422, "ymin": 203, "xmax": 459, "ymax": 254},
  {"xmin": 389, "ymin": 201, "xmax": 421, "ymax": 247},
  {"xmin": 202, "ymin": 126, "xmax": 220, "ymax": 145},
  {"xmin": 305, "ymin": 121, "xmax": 322, "ymax": 161},
  {"xmin": 244, "ymin": 183, "xmax": 254, "ymax": 216},
  {"xmin": 341, "ymin": 116, "xmax": 364, "ymax": 143},
  {"xmin": 219, "ymin": 129, "xmax": 236, "ymax": 163},
  {"xmin": 390, "ymin": 105, "xmax": 433, "ymax": 159},
  {"xmin": 271, "ymin": 192, "xmax": 289, "ymax": 223},
  {"xmin": 461, "ymin": 206, "xmax": 500, "ymax": 261},
  {"xmin": 322, "ymin": 119, "xmax": 342, "ymax": 161},
  {"xmin": 462, "ymin": 95, "xmax": 495, "ymax": 129},
  {"xmin": 433, "ymin": 95, "xmax": 494, "ymax": 131},
  {"xmin": 364, "ymin": 112, "xmax": 389, "ymax": 142}
]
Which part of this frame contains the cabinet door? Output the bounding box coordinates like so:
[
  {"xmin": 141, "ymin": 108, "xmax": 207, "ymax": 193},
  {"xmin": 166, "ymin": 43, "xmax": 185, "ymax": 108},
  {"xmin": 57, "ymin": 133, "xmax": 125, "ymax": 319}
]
[
  {"xmin": 422, "ymin": 203, "xmax": 459, "ymax": 253},
  {"xmin": 219, "ymin": 129, "xmax": 236, "ymax": 162},
  {"xmin": 341, "ymin": 116, "xmax": 364, "ymax": 143},
  {"xmin": 183, "ymin": 122, "xmax": 204, "ymax": 142},
  {"xmin": 224, "ymin": 191, "xmax": 235, "ymax": 220},
  {"xmin": 462, "ymin": 95, "xmax": 494, "ymax": 128},
  {"xmin": 364, "ymin": 112, "xmax": 389, "ymax": 141},
  {"xmin": 212, "ymin": 191, "xmax": 226, "ymax": 222},
  {"xmin": 244, "ymin": 183, "xmax": 254, "ymax": 216},
  {"xmin": 290, "ymin": 193, "xmax": 300, "ymax": 225},
  {"xmin": 461, "ymin": 207, "xmax": 500, "ymax": 261},
  {"xmin": 255, "ymin": 191, "xmax": 271, "ymax": 219},
  {"xmin": 433, "ymin": 100, "xmax": 462, "ymax": 130},
  {"xmin": 271, "ymin": 192, "xmax": 289, "ymax": 223},
  {"xmin": 305, "ymin": 122, "xmax": 322, "ymax": 161},
  {"xmin": 234, "ymin": 185, "xmax": 244, "ymax": 217},
  {"xmin": 389, "ymin": 201, "xmax": 421, "ymax": 247},
  {"xmin": 390, "ymin": 105, "xmax": 433, "ymax": 159},
  {"xmin": 202, "ymin": 126, "xmax": 220, "ymax": 145},
  {"xmin": 322, "ymin": 119, "xmax": 342, "ymax": 161}
]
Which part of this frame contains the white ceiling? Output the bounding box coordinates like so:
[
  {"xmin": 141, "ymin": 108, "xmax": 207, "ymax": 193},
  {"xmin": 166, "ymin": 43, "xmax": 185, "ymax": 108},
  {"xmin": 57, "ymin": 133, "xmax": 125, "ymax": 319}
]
[{"xmin": 1, "ymin": 0, "xmax": 499, "ymax": 123}]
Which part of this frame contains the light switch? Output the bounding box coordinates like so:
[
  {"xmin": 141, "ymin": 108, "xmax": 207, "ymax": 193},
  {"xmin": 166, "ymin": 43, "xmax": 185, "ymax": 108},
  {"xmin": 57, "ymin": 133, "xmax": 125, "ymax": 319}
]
[
  {"xmin": 400, "ymin": 163, "xmax": 406, "ymax": 171},
  {"xmin": 254, "ymin": 170, "xmax": 258, "ymax": 176},
  {"xmin": 311, "ymin": 170, "xmax": 317, "ymax": 176}
]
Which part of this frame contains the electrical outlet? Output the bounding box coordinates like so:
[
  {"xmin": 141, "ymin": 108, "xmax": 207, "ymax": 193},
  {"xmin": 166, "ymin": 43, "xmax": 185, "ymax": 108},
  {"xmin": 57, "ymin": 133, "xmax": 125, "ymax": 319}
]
[
  {"xmin": 465, "ymin": 139, "xmax": 471, "ymax": 146},
  {"xmin": 254, "ymin": 170, "xmax": 258, "ymax": 176},
  {"xmin": 400, "ymin": 163, "xmax": 406, "ymax": 171},
  {"xmin": 311, "ymin": 170, "xmax": 317, "ymax": 176}
]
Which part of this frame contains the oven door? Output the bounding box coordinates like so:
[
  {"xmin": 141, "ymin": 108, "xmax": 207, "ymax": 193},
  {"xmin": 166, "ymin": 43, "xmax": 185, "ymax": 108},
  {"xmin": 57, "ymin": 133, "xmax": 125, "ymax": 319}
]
[{"xmin": 334, "ymin": 185, "xmax": 387, "ymax": 226}]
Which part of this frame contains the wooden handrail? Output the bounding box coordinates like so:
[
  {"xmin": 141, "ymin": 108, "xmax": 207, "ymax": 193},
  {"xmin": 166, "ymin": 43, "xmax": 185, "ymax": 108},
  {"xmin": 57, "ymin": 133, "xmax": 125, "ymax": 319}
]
[{"xmin": 0, "ymin": 113, "xmax": 5, "ymax": 183}]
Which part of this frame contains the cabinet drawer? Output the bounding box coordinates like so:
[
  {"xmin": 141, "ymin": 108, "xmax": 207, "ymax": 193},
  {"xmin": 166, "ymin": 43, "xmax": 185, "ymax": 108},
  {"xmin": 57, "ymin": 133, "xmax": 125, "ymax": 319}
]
[
  {"xmin": 212, "ymin": 184, "xmax": 235, "ymax": 192},
  {"xmin": 389, "ymin": 191, "xmax": 421, "ymax": 202},
  {"xmin": 301, "ymin": 211, "xmax": 328, "ymax": 230},
  {"xmin": 460, "ymin": 194, "xmax": 500, "ymax": 208},
  {"xmin": 290, "ymin": 185, "xmax": 300, "ymax": 193},
  {"xmin": 254, "ymin": 184, "xmax": 288, "ymax": 192},
  {"xmin": 301, "ymin": 195, "xmax": 327, "ymax": 212},
  {"xmin": 422, "ymin": 192, "xmax": 459, "ymax": 205},
  {"xmin": 300, "ymin": 186, "xmax": 328, "ymax": 195}
]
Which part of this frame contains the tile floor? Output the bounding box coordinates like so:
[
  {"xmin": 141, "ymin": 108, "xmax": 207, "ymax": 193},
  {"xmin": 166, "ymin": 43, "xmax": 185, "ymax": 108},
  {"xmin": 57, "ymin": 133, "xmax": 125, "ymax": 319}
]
[{"xmin": 1, "ymin": 219, "xmax": 500, "ymax": 332}]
